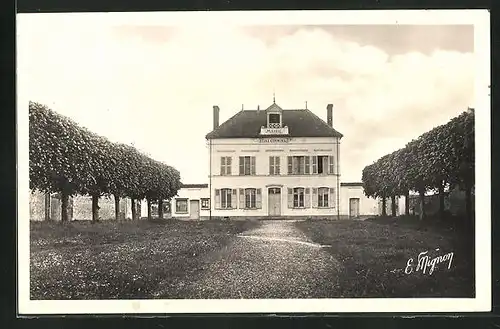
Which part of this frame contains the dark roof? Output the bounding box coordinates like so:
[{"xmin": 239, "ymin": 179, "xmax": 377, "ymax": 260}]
[
  {"xmin": 340, "ymin": 182, "xmax": 364, "ymax": 187},
  {"xmin": 206, "ymin": 107, "xmax": 343, "ymax": 139},
  {"xmin": 181, "ymin": 184, "xmax": 208, "ymax": 189}
]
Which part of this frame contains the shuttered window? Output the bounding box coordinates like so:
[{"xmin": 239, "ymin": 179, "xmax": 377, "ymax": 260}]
[
  {"xmin": 220, "ymin": 156, "xmax": 232, "ymax": 175},
  {"xmin": 328, "ymin": 156, "xmax": 335, "ymax": 174},
  {"xmin": 239, "ymin": 156, "xmax": 256, "ymax": 175},
  {"xmin": 269, "ymin": 156, "xmax": 280, "ymax": 175}
]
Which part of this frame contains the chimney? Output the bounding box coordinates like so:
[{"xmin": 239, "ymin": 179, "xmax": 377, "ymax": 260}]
[
  {"xmin": 213, "ymin": 105, "xmax": 220, "ymax": 130},
  {"xmin": 327, "ymin": 104, "xmax": 333, "ymax": 127}
]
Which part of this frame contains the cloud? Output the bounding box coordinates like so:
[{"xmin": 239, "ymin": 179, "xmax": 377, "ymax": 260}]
[{"xmin": 18, "ymin": 16, "xmax": 475, "ymax": 182}]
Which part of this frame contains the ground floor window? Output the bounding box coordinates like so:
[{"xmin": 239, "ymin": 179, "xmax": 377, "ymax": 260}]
[
  {"xmin": 238, "ymin": 188, "xmax": 262, "ymax": 209},
  {"xmin": 201, "ymin": 198, "xmax": 210, "ymax": 210},
  {"xmin": 318, "ymin": 187, "xmax": 329, "ymax": 207},
  {"xmin": 175, "ymin": 199, "xmax": 188, "ymax": 213},
  {"xmin": 215, "ymin": 189, "xmax": 236, "ymax": 209},
  {"xmin": 312, "ymin": 187, "xmax": 335, "ymax": 208},
  {"xmin": 293, "ymin": 188, "xmax": 304, "ymax": 208}
]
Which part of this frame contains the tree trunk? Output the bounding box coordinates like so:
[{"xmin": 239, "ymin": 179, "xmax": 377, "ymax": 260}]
[
  {"xmin": 381, "ymin": 197, "xmax": 387, "ymax": 217},
  {"xmin": 391, "ymin": 195, "xmax": 397, "ymax": 217},
  {"xmin": 147, "ymin": 199, "xmax": 152, "ymax": 220},
  {"xmin": 44, "ymin": 193, "xmax": 51, "ymax": 221},
  {"xmin": 158, "ymin": 199, "xmax": 164, "ymax": 219},
  {"xmin": 61, "ymin": 191, "xmax": 70, "ymax": 222},
  {"xmin": 405, "ymin": 190, "xmax": 410, "ymax": 216},
  {"xmin": 419, "ymin": 190, "xmax": 426, "ymax": 221},
  {"xmin": 114, "ymin": 194, "xmax": 120, "ymax": 220},
  {"xmin": 92, "ymin": 194, "xmax": 99, "ymax": 222},
  {"xmin": 131, "ymin": 198, "xmax": 137, "ymax": 221}
]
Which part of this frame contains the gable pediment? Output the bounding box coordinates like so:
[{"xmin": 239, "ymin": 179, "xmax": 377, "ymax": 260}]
[{"xmin": 265, "ymin": 103, "xmax": 283, "ymax": 113}]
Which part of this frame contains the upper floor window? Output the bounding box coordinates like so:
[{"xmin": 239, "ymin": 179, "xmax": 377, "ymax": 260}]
[
  {"xmin": 311, "ymin": 155, "xmax": 335, "ymax": 174},
  {"xmin": 220, "ymin": 156, "xmax": 232, "ymax": 175},
  {"xmin": 239, "ymin": 156, "xmax": 256, "ymax": 175},
  {"xmin": 269, "ymin": 156, "xmax": 280, "ymax": 175},
  {"xmin": 287, "ymin": 156, "xmax": 310, "ymax": 175}
]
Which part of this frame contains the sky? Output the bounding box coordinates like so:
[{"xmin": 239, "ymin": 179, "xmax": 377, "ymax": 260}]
[{"xmin": 18, "ymin": 13, "xmax": 476, "ymax": 183}]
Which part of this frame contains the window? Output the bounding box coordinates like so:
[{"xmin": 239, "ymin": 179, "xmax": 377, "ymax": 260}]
[
  {"xmin": 287, "ymin": 156, "xmax": 310, "ymax": 175},
  {"xmin": 311, "ymin": 155, "xmax": 335, "ymax": 174},
  {"xmin": 268, "ymin": 113, "xmax": 281, "ymax": 128},
  {"xmin": 269, "ymin": 156, "xmax": 280, "ymax": 175},
  {"xmin": 312, "ymin": 187, "xmax": 335, "ymax": 208},
  {"xmin": 293, "ymin": 188, "xmax": 304, "ymax": 208},
  {"xmin": 238, "ymin": 188, "xmax": 262, "ymax": 209},
  {"xmin": 201, "ymin": 198, "xmax": 210, "ymax": 210},
  {"xmin": 239, "ymin": 156, "xmax": 256, "ymax": 175},
  {"xmin": 318, "ymin": 187, "xmax": 329, "ymax": 207},
  {"xmin": 176, "ymin": 199, "xmax": 188, "ymax": 213},
  {"xmin": 220, "ymin": 189, "xmax": 233, "ymax": 209},
  {"xmin": 220, "ymin": 156, "xmax": 232, "ymax": 175}
]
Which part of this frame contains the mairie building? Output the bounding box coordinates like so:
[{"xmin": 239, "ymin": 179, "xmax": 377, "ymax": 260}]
[{"xmin": 170, "ymin": 102, "xmax": 404, "ymax": 220}]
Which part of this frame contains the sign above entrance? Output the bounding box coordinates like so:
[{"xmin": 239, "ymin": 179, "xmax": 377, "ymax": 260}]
[{"xmin": 257, "ymin": 137, "xmax": 292, "ymax": 144}]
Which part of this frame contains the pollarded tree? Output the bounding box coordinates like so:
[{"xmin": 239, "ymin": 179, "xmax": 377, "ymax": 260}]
[{"xmin": 29, "ymin": 102, "xmax": 95, "ymax": 222}]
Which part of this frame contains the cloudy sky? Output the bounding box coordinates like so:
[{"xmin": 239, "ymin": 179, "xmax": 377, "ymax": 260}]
[{"xmin": 18, "ymin": 13, "xmax": 476, "ymax": 183}]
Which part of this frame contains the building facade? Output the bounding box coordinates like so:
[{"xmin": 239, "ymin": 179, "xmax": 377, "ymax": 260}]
[{"xmin": 172, "ymin": 101, "xmax": 393, "ymax": 220}]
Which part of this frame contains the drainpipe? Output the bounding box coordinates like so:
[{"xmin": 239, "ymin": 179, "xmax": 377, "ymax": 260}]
[
  {"xmin": 337, "ymin": 137, "xmax": 340, "ymax": 220},
  {"xmin": 209, "ymin": 139, "xmax": 212, "ymax": 220}
]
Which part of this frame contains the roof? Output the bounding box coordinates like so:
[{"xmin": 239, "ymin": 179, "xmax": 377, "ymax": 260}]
[
  {"xmin": 206, "ymin": 106, "xmax": 343, "ymax": 139},
  {"xmin": 181, "ymin": 184, "xmax": 208, "ymax": 189},
  {"xmin": 340, "ymin": 182, "xmax": 364, "ymax": 187}
]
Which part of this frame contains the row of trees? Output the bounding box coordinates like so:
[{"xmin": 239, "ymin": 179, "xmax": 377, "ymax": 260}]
[
  {"xmin": 29, "ymin": 102, "xmax": 182, "ymax": 221},
  {"xmin": 362, "ymin": 108, "xmax": 475, "ymax": 222}
]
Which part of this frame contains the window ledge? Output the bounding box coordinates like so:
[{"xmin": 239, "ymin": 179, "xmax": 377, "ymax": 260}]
[{"xmin": 176, "ymin": 211, "xmax": 188, "ymax": 214}]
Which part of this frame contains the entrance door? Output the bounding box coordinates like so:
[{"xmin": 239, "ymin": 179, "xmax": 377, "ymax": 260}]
[
  {"xmin": 189, "ymin": 200, "xmax": 200, "ymax": 220},
  {"xmin": 268, "ymin": 188, "xmax": 281, "ymax": 216},
  {"xmin": 349, "ymin": 198, "xmax": 360, "ymax": 218}
]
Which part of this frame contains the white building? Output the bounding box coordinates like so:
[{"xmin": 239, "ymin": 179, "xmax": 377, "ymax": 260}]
[{"xmin": 170, "ymin": 102, "xmax": 405, "ymax": 220}]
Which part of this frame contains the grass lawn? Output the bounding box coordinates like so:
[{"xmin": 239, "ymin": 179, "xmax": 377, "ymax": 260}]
[
  {"xmin": 30, "ymin": 219, "xmax": 259, "ymax": 299},
  {"xmin": 295, "ymin": 216, "xmax": 475, "ymax": 298}
]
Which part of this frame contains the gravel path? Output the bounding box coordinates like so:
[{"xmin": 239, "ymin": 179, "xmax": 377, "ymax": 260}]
[{"xmin": 168, "ymin": 221, "xmax": 343, "ymax": 299}]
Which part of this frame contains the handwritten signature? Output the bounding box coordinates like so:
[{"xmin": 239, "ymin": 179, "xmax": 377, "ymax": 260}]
[{"xmin": 404, "ymin": 249, "xmax": 454, "ymax": 275}]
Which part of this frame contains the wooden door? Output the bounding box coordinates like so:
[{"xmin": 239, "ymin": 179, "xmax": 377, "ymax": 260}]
[
  {"xmin": 268, "ymin": 188, "xmax": 281, "ymax": 216},
  {"xmin": 349, "ymin": 198, "xmax": 360, "ymax": 218},
  {"xmin": 189, "ymin": 200, "xmax": 200, "ymax": 220}
]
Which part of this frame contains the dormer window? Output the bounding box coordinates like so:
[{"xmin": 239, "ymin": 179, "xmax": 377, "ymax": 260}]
[{"xmin": 268, "ymin": 113, "xmax": 281, "ymax": 128}]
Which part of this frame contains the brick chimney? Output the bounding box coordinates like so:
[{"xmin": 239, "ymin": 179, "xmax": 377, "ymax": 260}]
[
  {"xmin": 213, "ymin": 105, "xmax": 220, "ymax": 130},
  {"xmin": 327, "ymin": 104, "xmax": 333, "ymax": 127}
]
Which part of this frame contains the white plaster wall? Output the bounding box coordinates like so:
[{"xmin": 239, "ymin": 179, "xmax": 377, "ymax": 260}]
[
  {"xmin": 208, "ymin": 136, "xmax": 341, "ymax": 217},
  {"xmin": 171, "ymin": 187, "xmax": 210, "ymax": 218},
  {"xmin": 339, "ymin": 186, "xmax": 379, "ymax": 216}
]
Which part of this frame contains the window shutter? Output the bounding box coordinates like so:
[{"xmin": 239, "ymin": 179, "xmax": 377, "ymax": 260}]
[
  {"xmin": 239, "ymin": 189, "xmax": 245, "ymax": 209},
  {"xmin": 239, "ymin": 157, "xmax": 244, "ymax": 175},
  {"xmin": 269, "ymin": 156, "xmax": 273, "ymax": 175},
  {"xmin": 251, "ymin": 157, "xmax": 256, "ymax": 175},
  {"xmin": 227, "ymin": 157, "xmax": 232, "ymax": 175},
  {"xmin": 215, "ymin": 189, "xmax": 221, "ymax": 209},
  {"xmin": 256, "ymin": 189, "xmax": 262, "ymax": 208},
  {"xmin": 220, "ymin": 157, "xmax": 225, "ymax": 175},
  {"xmin": 287, "ymin": 156, "xmax": 292, "ymax": 174},
  {"xmin": 329, "ymin": 188, "xmax": 335, "ymax": 207},
  {"xmin": 329, "ymin": 156, "xmax": 335, "ymax": 174},
  {"xmin": 312, "ymin": 188, "xmax": 318, "ymax": 208},
  {"xmin": 305, "ymin": 156, "xmax": 310, "ymax": 174},
  {"xmin": 305, "ymin": 188, "xmax": 311, "ymax": 208},
  {"xmin": 287, "ymin": 188, "xmax": 293, "ymax": 208},
  {"xmin": 312, "ymin": 156, "xmax": 317, "ymax": 174},
  {"xmin": 231, "ymin": 189, "xmax": 237, "ymax": 209},
  {"xmin": 276, "ymin": 156, "xmax": 280, "ymax": 174}
]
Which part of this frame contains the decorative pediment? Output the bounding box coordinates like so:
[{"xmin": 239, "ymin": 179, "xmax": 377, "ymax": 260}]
[{"xmin": 265, "ymin": 103, "xmax": 283, "ymax": 113}]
